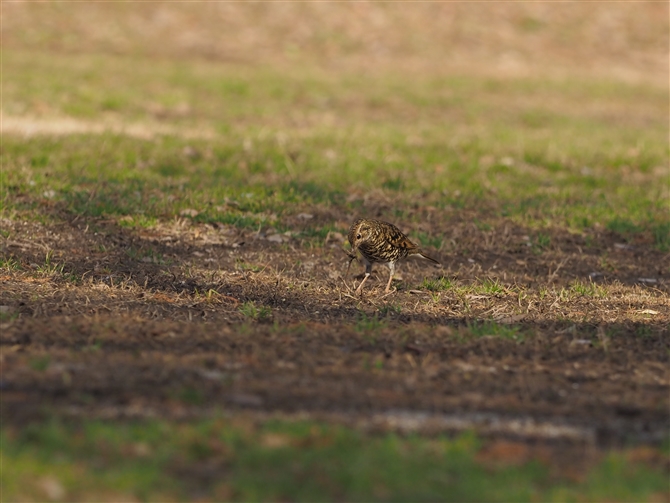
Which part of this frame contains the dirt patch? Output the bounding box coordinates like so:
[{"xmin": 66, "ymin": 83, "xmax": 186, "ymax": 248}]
[{"xmin": 1, "ymin": 208, "xmax": 668, "ymax": 448}]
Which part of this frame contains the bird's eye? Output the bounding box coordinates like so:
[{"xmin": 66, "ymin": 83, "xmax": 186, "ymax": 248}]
[{"xmin": 356, "ymin": 233, "xmax": 362, "ymax": 239}]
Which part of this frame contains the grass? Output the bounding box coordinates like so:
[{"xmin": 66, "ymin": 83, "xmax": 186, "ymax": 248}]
[
  {"xmin": 239, "ymin": 301, "xmax": 273, "ymax": 322},
  {"xmin": 474, "ymin": 278, "xmax": 510, "ymax": 296},
  {"xmin": 28, "ymin": 355, "xmax": 51, "ymax": 372},
  {"xmin": 569, "ymin": 279, "xmax": 608, "ymax": 298},
  {"xmin": 0, "ymin": 256, "xmax": 22, "ymax": 271},
  {"xmin": 35, "ymin": 250, "xmax": 65, "ymax": 276},
  {"xmin": 422, "ymin": 277, "xmax": 454, "ymax": 292},
  {"xmin": 378, "ymin": 303, "xmax": 403, "ymax": 317},
  {"xmin": 355, "ymin": 311, "xmax": 387, "ymax": 333},
  {"xmin": 2, "ymin": 7, "xmax": 668, "ymax": 501},
  {"xmin": 465, "ymin": 321, "xmax": 524, "ymax": 341},
  {"xmin": 532, "ymin": 233, "xmax": 551, "ymax": 253},
  {"xmin": 125, "ymin": 246, "xmax": 169, "ymax": 265},
  {"xmin": 2, "ymin": 128, "xmax": 666, "ymax": 245},
  {"xmin": 2, "ymin": 50, "xmax": 668, "ymax": 243},
  {"xmin": 2, "ymin": 418, "xmax": 667, "ymax": 502}
]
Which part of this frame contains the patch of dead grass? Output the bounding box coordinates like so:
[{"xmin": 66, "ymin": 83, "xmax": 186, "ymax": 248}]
[{"xmin": 1, "ymin": 206, "xmax": 668, "ymax": 448}]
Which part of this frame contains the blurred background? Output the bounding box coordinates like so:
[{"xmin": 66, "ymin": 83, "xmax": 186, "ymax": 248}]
[
  {"xmin": 3, "ymin": 2, "xmax": 668, "ymax": 80},
  {"xmin": 3, "ymin": 2, "xmax": 667, "ymax": 112}
]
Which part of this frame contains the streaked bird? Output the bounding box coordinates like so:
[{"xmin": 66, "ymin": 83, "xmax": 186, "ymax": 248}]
[{"xmin": 347, "ymin": 218, "xmax": 440, "ymax": 294}]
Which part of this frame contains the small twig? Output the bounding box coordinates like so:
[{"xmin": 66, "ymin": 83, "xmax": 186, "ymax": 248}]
[
  {"xmin": 548, "ymin": 258, "xmax": 569, "ymax": 283},
  {"xmin": 3, "ymin": 240, "xmax": 50, "ymax": 252},
  {"xmin": 341, "ymin": 291, "xmax": 359, "ymax": 301},
  {"xmin": 340, "ymin": 275, "xmax": 354, "ymax": 294},
  {"xmin": 343, "ymin": 248, "xmax": 357, "ymax": 278},
  {"xmin": 379, "ymin": 289, "xmax": 396, "ymax": 300}
]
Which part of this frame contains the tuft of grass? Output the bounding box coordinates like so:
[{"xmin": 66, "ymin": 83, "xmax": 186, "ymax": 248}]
[
  {"xmin": 28, "ymin": 355, "xmax": 51, "ymax": 372},
  {"xmin": 236, "ymin": 261, "xmax": 263, "ymax": 273},
  {"xmin": 239, "ymin": 301, "xmax": 272, "ymax": 322},
  {"xmin": 0, "ymin": 256, "xmax": 22, "ymax": 271},
  {"xmin": 36, "ymin": 250, "xmax": 65, "ymax": 276},
  {"xmin": 422, "ymin": 277, "xmax": 454, "ymax": 292},
  {"xmin": 532, "ymin": 233, "xmax": 551, "ymax": 253},
  {"xmin": 473, "ymin": 219, "xmax": 492, "ymax": 231},
  {"xmin": 378, "ymin": 304, "xmax": 402, "ymax": 317},
  {"xmin": 0, "ymin": 309, "xmax": 19, "ymax": 322},
  {"xmin": 117, "ymin": 215, "xmax": 159, "ymax": 229},
  {"xmin": 465, "ymin": 320, "xmax": 524, "ymax": 341},
  {"xmin": 474, "ymin": 278, "xmax": 509, "ymax": 296},
  {"xmin": 355, "ymin": 311, "xmax": 386, "ymax": 334},
  {"xmin": 569, "ymin": 279, "xmax": 607, "ymax": 298}
]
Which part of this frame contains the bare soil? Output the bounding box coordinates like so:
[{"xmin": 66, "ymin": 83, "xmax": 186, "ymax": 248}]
[{"xmin": 1, "ymin": 204, "xmax": 668, "ymax": 450}]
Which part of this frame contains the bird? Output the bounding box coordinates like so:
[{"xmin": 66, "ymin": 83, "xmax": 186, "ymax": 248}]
[{"xmin": 347, "ymin": 218, "xmax": 440, "ymax": 294}]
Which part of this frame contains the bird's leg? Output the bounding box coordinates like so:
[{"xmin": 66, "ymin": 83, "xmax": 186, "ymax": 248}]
[
  {"xmin": 355, "ymin": 273, "xmax": 370, "ymax": 294},
  {"xmin": 355, "ymin": 263, "xmax": 372, "ymax": 294},
  {"xmin": 384, "ymin": 262, "xmax": 396, "ymax": 293}
]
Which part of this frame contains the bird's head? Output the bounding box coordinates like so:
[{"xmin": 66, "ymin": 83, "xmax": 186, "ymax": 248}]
[{"xmin": 348, "ymin": 218, "xmax": 374, "ymax": 250}]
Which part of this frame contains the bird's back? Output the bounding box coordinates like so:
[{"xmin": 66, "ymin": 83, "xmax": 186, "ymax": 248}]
[{"xmin": 358, "ymin": 219, "xmax": 420, "ymax": 264}]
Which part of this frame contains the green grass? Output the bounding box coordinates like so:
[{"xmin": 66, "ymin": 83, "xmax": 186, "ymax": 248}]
[
  {"xmin": 477, "ymin": 278, "xmax": 509, "ymax": 296},
  {"xmin": 465, "ymin": 320, "xmax": 524, "ymax": 341},
  {"xmin": 569, "ymin": 279, "xmax": 608, "ymax": 298},
  {"xmin": 28, "ymin": 355, "xmax": 51, "ymax": 372},
  {"xmin": 532, "ymin": 233, "xmax": 551, "ymax": 253},
  {"xmin": 2, "ymin": 49, "xmax": 668, "ymax": 242},
  {"xmin": 0, "ymin": 256, "xmax": 22, "ymax": 271},
  {"xmin": 422, "ymin": 277, "xmax": 454, "ymax": 292},
  {"xmin": 2, "ymin": 419, "xmax": 666, "ymax": 502},
  {"xmin": 239, "ymin": 301, "xmax": 273, "ymax": 322},
  {"xmin": 652, "ymin": 222, "xmax": 670, "ymax": 251},
  {"xmin": 3, "ymin": 131, "xmax": 665, "ymax": 245},
  {"xmin": 355, "ymin": 311, "xmax": 387, "ymax": 334},
  {"xmin": 35, "ymin": 250, "xmax": 66, "ymax": 276}
]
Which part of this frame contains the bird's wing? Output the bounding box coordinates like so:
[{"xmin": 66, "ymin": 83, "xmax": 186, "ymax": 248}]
[
  {"xmin": 382, "ymin": 222, "xmax": 421, "ymax": 253},
  {"xmin": 381, "ymin": 221, "xmax": 440, "ymax": 264}
]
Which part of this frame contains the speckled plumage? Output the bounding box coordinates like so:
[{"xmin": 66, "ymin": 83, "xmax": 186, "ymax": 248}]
[{"xmin": 348, "ymin": 218, "xmax": 440, "ymax": 293}]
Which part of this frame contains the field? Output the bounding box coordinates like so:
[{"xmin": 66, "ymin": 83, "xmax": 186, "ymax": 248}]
[{"xmin": 1, "ymin": 3, "xmax": 669, "ymax": 501}]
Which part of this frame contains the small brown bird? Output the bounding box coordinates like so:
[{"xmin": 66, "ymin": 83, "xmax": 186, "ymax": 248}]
[{"xmin": 348, "ymin": 218, "xmax": 440, "ymax": 294}]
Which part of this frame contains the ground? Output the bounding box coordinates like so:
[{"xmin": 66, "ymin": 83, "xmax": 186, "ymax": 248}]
[
  {"xmin": 1, "ymin": 2, "xmax": 669, "ymax": 501},
  {"xmin": 2, "ymin": 209, "xmax": 668, "ymax": 439}
]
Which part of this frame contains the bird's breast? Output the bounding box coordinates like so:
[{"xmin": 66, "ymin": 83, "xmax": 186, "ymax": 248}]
[{"xmin": 359, "ymin": 240, "xmax": 405, "ymax": 263}]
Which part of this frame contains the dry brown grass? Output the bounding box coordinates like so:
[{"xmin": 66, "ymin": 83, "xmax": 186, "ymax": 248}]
[{"xmin": 1, "ymin": 204, "xmax": 668, "ymax": 448}]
